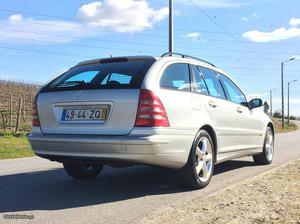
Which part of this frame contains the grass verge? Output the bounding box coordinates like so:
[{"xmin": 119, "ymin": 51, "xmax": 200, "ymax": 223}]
[
  {"xmin": 0, "ymin": 132, "xmax": 34, "ymax": 159},
  {"xmin": 273, "ymin": 119, "xmax": 298, "ymax": 133}
]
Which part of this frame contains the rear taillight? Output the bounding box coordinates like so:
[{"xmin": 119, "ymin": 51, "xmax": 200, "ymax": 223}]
[
  {"xmin": 134, "ymin": 89, "xmax": 170, "ymax": 127},
  {"xmin": 32, "ymin": 94, "xmax": 40, "ymax": 126}
]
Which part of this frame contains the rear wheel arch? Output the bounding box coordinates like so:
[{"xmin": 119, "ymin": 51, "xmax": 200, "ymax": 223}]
[{"xmin": 199, "ymin": 125, "xmax": 217, "ymax": 163}]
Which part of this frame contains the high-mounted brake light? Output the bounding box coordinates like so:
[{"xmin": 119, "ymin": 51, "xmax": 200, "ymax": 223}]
[
  {"xmin": 32, "ymin": 94, "xmax": 40, "ymax": 126},
  {"xmin": 100, "ymin": 57, "xmax": 128, "ymax": 64},
  {"xmin": 134, "ymin": 89, "xmax": 170, "ymax": 127}
]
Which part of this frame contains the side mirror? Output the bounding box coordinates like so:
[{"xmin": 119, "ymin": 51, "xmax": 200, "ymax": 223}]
[{"xmin": 249, "ymin": 98, "xmax": 263, "ymax": 109}]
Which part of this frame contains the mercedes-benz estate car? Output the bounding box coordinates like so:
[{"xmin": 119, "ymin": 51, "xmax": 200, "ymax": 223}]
[{"xmin": 28, "ymin": 53, "xmax": 274, "ymax": 189}]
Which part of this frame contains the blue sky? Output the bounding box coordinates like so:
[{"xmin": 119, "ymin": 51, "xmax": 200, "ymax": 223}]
[{"xmin": 0, "ymin": 0, "xmax": 300, "ymax": 116}]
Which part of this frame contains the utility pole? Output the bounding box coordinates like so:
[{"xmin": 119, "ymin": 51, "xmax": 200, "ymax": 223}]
[
  {"xmin": 281, "ymin": 57, "xmax": 295, "ymax": 129},
  {"xmin": 169, "ymin": 0, "xmax": 173, "ymax": 53},
  {"xmin": 288, "ymin": 80, "xmax": 297, "ymax": 126},
  {"xmin": 270, "ymin": 88, "xmax": 276, "ymax": 117},
  {"xmin": 281, "ymin": 62, "xmax": 284, "ymax": 128}
]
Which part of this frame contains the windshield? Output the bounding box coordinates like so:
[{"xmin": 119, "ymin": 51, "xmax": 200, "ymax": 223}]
[{"xmin": 41, "ymin": 59, "xmax": 155, "ymax": 92}]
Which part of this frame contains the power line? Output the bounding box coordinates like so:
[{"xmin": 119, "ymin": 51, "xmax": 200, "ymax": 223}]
[
  {"xmin": 0, "ymin": 36, "xmax": 155, "ymax": 54},
  {"xmin": 2, "ymin": 31, "xmax": 298, "ymax": 56},
  {"xmin": 1, "ymin": 29, "xmax": 167, "ymax": 47},
  {"xmin": 1, "ymin": 49, "xmax": 298, "ymax": 78},
  {"xmin": 189, "ymin": 0, "xmax": 271, "ymax": 61},
  {"xmin": 2, "ymin": 49, "xmax": 299, "ymax": 74},
  {"xmin": 0, "ymin": 42, "xmax": 285, "ymax": 61},
  {"xmin": 0, "ymin": 45, "xmax": 134, "ymax": 58}
]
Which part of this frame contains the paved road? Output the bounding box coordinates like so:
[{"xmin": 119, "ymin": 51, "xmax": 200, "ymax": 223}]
[{"xmin": 0, "ymin": 123, "xmax": 300, "ymax": 224}]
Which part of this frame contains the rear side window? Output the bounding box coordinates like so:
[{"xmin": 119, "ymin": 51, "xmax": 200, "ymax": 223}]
[
  {"xmin": 65, "ymin": 71, "xmax": 98, "ymax": 83},
  {"xmin": 219, "ymin": 73, "xmax": 247, "ymax": 105},
  {"xmin": 41, "ymin": 59, "xmax": 155, "ymax": 92},
  {"xmin": 160, "ymin": 63, "xmax": 191, "ymax": 91},
  {"xmin": 198, "ymin": 66, "xmax": 226, "ymax": 99},
  {"xmin": 101, "ymin": 73, "xmax": 132, "ymax": 85},
  {"xmin": 191, "ymin": 65, "xmax": 209, "ymax": 95}
]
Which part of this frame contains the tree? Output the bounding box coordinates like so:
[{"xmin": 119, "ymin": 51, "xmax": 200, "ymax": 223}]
[
  {"xmin": 273, "ymin": 110, "xmax": 282, "ymax": 118},
  {"xmin": 290, "ymin": 115, "xmax": 296, "ymax": 120},
  {"xmin": 263, "ymin": 101, "xmax": 269, "ymax": 114}
]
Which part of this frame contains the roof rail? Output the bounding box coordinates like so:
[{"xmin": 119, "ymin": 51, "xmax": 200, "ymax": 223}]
[{"xmin": 161, "ymin": 52, "xmax": 216, "ymax": 67}]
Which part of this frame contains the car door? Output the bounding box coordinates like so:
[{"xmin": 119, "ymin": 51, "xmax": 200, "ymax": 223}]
[
  {"xmin": 195, "ymin": 66, "xmax": 238, "ymax": 153},
  {"xmin": 218, "ymin": 73, "xmax": 262, "ymax": 150},
  {"xmin": 158, "ymin": 62, "xmax": 202, "ymax": 129}
]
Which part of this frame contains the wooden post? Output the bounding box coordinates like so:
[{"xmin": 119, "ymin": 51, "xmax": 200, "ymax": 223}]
[
  {"xmin": 15, "ymin": 97, "xmax": 22, "ymax": 133},
  {"xmin": 9, "ymin": 94, "xmax": 12, "ymax": 127},
  {"xmin": 23, "ymin": 96, "xmax": 26, "ymax": 119}
]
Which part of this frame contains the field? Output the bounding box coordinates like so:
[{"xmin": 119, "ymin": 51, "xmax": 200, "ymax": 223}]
[
  {"xmin": 0, "ymin": 79, "xmax": 39, "ymax": 133},
  {"xmin": 0, "ymin": 80, "xmax": 38, "ymax": 159}
]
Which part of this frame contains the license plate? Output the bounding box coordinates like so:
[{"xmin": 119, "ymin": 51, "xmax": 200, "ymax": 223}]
[{"xmin": 62, "ymin": 109, "xmax": 106, "ymax": 121}]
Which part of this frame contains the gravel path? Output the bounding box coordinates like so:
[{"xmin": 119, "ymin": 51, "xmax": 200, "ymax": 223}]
[{"xmin": 142, "ymin": 160, "xmax": 300, "ymax": 224}]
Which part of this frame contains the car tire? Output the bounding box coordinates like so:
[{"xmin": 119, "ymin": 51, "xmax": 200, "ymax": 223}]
[
  {"xmin": 180, "ymin": 130, "xmax": 215, "ymax": 189},
  {"xmin": 253, "ymin": 126, "xmax": 274, "ymax": 165},
  {"xmin": 63, "ymin": 163, "xmax": 103, "ymax": 179}
]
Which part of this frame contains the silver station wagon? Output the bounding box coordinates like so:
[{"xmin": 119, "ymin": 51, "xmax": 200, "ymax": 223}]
[{"xmin": 28, "ymin": 53, "xmax": 274, "ymax": 189}]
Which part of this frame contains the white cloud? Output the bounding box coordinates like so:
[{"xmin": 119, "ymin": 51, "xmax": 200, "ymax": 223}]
[
  {"xmin": 242, "ymin": 17, "xmax": 300, "ymax": 43},
  {"xmin": 242, "ymin": 27, "xmax": 300, "ymax": 43},
  {"xmin": 291, "ymin": 55, "xmax": 300, "ymax": 60},
  {"xmin": 0, "ymin": 14, "xmax": 93, "ymax": 43},
  {"xmin": 9, "ymin": 14, "xmax": 24, "ymax": 23},
  {"xmin": 251, "ymin": 12, "xmax": 260, "ymax": 19},
  {"xmin": 77, "ymin": 0, "xmax": 168, "ymax": 33},
  {"xmin": 0, "ymin": 1, "xmax": 169, "ymax": 44},
  {"xmin": 182, "ymin": 32, "xmax": 202, "ymax": 42},
  {"xmin": 290, "ymin": 18, "xmax": 300, "ymax": 27},
  {"xmin": 241, "ymin": 12, "xmax": 260, "ymax": 22},
  {"xmin": 175, "ymin": 0, "xmax": 251, "ymax": 8}
]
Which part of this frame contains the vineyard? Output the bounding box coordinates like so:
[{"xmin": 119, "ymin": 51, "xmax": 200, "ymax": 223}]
[{"xmin": 0, "ymin": 79, "xmax": 40, "ymax": 133}]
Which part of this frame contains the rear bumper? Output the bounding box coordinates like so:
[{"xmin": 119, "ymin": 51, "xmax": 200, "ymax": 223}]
[{"xmin": 27, "ymin": 129, "xmax": 196, "ymax": 169}]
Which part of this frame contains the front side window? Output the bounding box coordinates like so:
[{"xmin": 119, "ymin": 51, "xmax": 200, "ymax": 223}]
[
  {"xmin": 191, "ymin": 65, "xmax": 209, "ymax": 95},
  {"xmin": 219, "ymin": 74, "xmax": 247, "ymax": 105},
  {"xmin": 160, "ymin": 63, "xmax": 191, "ymax": 91},
  {"xmin": 198, "ymin": 66, "xmax": 226, "ymax": 99}
]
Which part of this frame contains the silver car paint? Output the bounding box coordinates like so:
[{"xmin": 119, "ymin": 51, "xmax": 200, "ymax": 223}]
[{"xmin": 28, "ymin": 55, "xmax": 273, "ymax": 169}]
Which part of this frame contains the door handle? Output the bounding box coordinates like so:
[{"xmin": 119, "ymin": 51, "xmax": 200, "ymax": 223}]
[
  {"xmin": 208, "ymin": 101, "xmax": 217, "ymax": 108},
  {"xmin": 236, "ymin": 107, "xmax": 243, "ymax": 113}
]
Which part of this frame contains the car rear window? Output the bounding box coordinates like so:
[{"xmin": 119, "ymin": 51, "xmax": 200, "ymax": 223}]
[{"xmin": 41, "ymin": 59, "xmax": 155, "ymax": 92}]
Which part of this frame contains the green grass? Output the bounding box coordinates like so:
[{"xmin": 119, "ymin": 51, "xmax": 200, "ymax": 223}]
[{"xmin": 0, "ymin": 134, "xmax": 35, "ymax": 159}]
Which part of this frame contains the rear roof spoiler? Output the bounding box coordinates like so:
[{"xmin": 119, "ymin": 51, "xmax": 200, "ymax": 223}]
[{"xmin": 75, "ymin": 56, "xmax": 156, "ymax": 67}]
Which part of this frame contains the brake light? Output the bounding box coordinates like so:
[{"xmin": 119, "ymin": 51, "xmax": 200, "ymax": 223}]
[
  {"xmin": 134, "ymin": 89, "xmax": 170, "ymax": 127},
  {"xmin": 32, "ymin": 94, "xmax": 40, "ymax": 126},
  {"xmin": 100, "ymin": 57, "xmax": 128, "ymax": 64}
]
